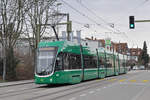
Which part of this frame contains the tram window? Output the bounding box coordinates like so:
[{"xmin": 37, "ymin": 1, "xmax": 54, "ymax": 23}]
[
  {"xmin": 84, "ymin": 55, "xmax": 97, "ymax": 68},
  {"xmin": 55, "ymin": 53, "xmax": 63, "ymax": 71},
  {"xmin": 84, "ymin": 55, "xmax": 90, "ymax": 68},
  {"xmin": 120, "ymin": 60, "xmax": 126, "ymax": 67},
  {"xmin": 92, "ymin": 56, "xmax": 97, "ymax": 68},
  {"xmin": 106, "ymin": 57, "xmax": 113, "ymax": 68},
  {"xmin": 63, "ymin": 53, "xmax": 70, "ymax": 70},
  {"xmin": 122, "ymin": 62, "xmax": 126, "ymax": 67},
  {"xmin": 69, "ymin": 54, "xmax": 81, "ymax": 69},
  {"xmin": 116, "ymin": 57, "xmax": 119, "ymax": 68},
  {"xmin": 99, "ymin": 56, "xmax": 106, "ymax": 68},
  {"xmin": 63, "ymin": 53, "xmax": 82, "ymax": 70},
  {"xmin": 76, "ymin": 55, "xmax": 82, "ymax": 69}
]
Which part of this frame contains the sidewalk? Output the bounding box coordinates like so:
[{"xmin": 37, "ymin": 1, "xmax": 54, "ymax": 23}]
[{"xmin": 0, "ymin": 80, "xmax": 34, "ymax": 87}]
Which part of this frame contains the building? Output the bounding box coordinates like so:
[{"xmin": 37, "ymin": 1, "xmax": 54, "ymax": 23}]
[
  {"xmin": 112, "ymin": 43, "xmax": 128, "ymax": 55},
  {"xmin": 129, "ymin": 48, "xmax": 143, "ymax": 64},
  {"xmin": 130, "ymin": 48, "xmax": 142, "ymax": 56},
  {"xmin": 85, "ymin": 37, "xmax": 129, "ymax": 55}
]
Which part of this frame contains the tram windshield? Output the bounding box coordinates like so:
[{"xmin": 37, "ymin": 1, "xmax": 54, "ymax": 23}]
[{"xmin": 36, "ymin": 47, "xmax": 57, "ymax": 76}]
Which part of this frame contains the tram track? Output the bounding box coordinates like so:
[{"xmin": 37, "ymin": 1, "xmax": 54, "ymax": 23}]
[
  {"xmin": 0, "ymin": 81, "xmax": 34, "ymax": 88},
  {"xmin": 0, "ymin": 84, "xmax": 48, "ymax": 98},
  {"xmin": 0, "ymin": 71, "xmax": 141, "ymax": 100},
  {"xmin": 49, "ymin": 71, "xmax": 148, "ymax": 100},
  {"xmin": 28, "ymin": 72, "xmax": 141, "ymax": 100}
]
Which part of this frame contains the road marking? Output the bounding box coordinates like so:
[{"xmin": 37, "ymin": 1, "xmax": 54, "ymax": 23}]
[
  {"xmin": 107, "ymin": 85, "xmax": 112, "ymax": 87},
  {"xmin": 96, "ymin": 88, "xmax": 101, "ymax": 91},
  {"xmin": 7, "ymin": 89, "xmax": 15, "ymax": 92},
  {"xmin": 130, "ymin": 80, "xmax": 136, "ymax": 82},
  {"xmin": 131, "ymin": 86, "xmax": 148, "ymax": 100},
  {"xmin": 89, "ymin": 91, "xmax": 95, "ymax": 94},
  {"xmin": 119, "ymin": 82, "xmax": 127, "ymax": 84},
  {"xmin": 69, "ymin": 97, "xmax": 76, "ymax": 100},
  {"xmin": 80, "ymin": 94, "xmax": 87, "ymax": 97},
  {"xmin": 96, "ymin": 78, "xmax": 105, "ymax": 81},
  {"xmin": 109, "ymin": 78, "xmax": 117, "ymax": 82},
  {"xmin": 106, "ymin": 78, "xmax": 111, "ymax": 80},
  {"xmin": 119, "ymin": 79, "xmax": 126, "ymax": 82},
  {"xmin": 120, "ymin": 82, "xmax": 146, "ymax": 86},
  {"xmin": 142, "ymin": 80, "xmax": 149, "ymax": 83}
]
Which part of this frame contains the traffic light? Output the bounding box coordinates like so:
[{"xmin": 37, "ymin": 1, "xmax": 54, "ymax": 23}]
[{"xmin": 129, "ymin": 16, "xmax": 135, "ymax": 29}]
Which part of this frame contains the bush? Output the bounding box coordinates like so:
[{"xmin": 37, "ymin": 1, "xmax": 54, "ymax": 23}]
[
  {"xmin": 15, "ymin": 54, "xmax": 34, "ymax": 80},
  {"xmin": 5, "ymin": 47, "xmax": 20, "ymax": 81}
]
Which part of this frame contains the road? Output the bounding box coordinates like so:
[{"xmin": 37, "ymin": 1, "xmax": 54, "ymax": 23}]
[{"xmin": 0, "ymin": 70, "xmax": 150, "ymax": 100}]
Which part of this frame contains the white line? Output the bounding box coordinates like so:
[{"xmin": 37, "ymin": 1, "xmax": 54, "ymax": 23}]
[
  {"xmin": 107, "ymin": 85, "xmax": 112, "ymax": 87},
  {"xmin": 96, "ymin": 88, "xmax": 101, "ymax": 91},
  {"xmin": 7, "ymin": 89, "xmax": 14, "ymax": 92},
  {"xmin": 80, "ymin": 94, "xmax": 87, "ymax": 97},
  {"xmin": 131, "ymin": 86, "xmax": 147, "ymax": 100},
  {"xmin": 120, "ymin": 82, "xmax": 146, "ymax": 86},
  {"xmin": 89, "ymin": 91, "xmax": 95, "ymax": 94},
  {"xmin": 69, "ymin": 97, "xmax": 76, "ymax": 100}
]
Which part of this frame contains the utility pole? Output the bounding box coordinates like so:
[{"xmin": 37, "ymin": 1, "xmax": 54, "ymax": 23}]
[
  {"xmin": 35, "ymin": 13, "xmax": 72, "ymax": 48},
  {"xmin": 66, "ymin": 14, "xmax": 72, "ymax": 41},
  {"xmin": 52, "ymin": 13, "xmax": 72, "ymax": 41}
]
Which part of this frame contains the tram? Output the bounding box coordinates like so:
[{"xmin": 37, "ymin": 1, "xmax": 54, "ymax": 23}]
[{"xmin": 35, "ymin": 41, "xmax": 127, "ymax": 84}]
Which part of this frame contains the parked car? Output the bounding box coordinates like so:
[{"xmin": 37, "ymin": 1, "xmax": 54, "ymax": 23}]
[
  {"xmin": 139, "ymin": 65, "xmax": 145, "ymax": 70},
  {"xmin": 133, "ymin": 66, "xmax": 138, "ymax": 70}
]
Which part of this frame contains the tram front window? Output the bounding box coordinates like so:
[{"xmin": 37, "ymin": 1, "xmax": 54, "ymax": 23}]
[{"xmin": 36, "ymin": 47, "xmax": 57, "ymax": 76}]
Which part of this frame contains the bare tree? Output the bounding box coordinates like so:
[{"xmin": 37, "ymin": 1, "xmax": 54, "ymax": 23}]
[
  {"xmin": 24, "ymin": 0, "xmax": 60, "ymax": 51},
  {"xmin": 0, "ymin": 0, "xmax": 27, "ymax": 80}
]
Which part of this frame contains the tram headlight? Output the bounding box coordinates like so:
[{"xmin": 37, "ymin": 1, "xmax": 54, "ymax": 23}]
[
  {"xmin": 56, "ymin": 74, "xmax": 59, "ymax": 77},
  {"xmin": 50, "ymin": 78, "xmax": 53, "ymax": 82}
]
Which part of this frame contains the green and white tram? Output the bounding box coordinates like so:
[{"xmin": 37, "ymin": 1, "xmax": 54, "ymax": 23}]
[{"xmin": 35, "ymin": 41, "xmax": 127, "ymax": 84}]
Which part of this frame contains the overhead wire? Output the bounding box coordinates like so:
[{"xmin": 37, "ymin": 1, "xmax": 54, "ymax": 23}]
[
  {"xmin": 61, "ymin": 0, "xmax": 132, "ymax": 44},
  {"xmin": 61, "ymin": 0, "xmax": 117, "ymax": 32},
  {"xmin": 76, "ymin": 0, "xmax": 110, "ymax": 26},
  {"xmin": 61, "ymin": 0, "xmax": 148, "ymax": 48},
  {"xmin": 75, "ymin": 0, "xmax": 130, "ymax": 35},
  {"xmin": 117, "ymin": 0, "xmax": 150, "ymax": 47},
  {"xmin": 75, "ymin": 0, "xmax": 131, "ymax": 42},
  {"xmin": 114, "ymin": 0, "xmax": 149, "ymax": 24}
]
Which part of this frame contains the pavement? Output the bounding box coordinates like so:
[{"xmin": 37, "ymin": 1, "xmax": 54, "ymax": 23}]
[{"xmin": 0, "ymin": 70, "xmax": 150, "ymax": 100}]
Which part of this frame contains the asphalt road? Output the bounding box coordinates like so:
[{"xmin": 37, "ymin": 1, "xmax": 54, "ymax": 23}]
[{"xmin": 0, "ymin": 70, "xmax": 150, "ymax": 100}]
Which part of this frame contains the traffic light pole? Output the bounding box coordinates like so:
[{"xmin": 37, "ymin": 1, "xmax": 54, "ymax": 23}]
[
  {"xmin": 129, "ymin": 16, "xmax": 150, "ymax": 29},
  {"xmin": 135, "ymin": 20, "xmax": 150, "ymax": 23}
]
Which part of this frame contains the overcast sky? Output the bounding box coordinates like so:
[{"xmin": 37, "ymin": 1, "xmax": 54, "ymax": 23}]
[{"xmin": 58, "ymin": 0, "xmax": 150, "ymax": 53}]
